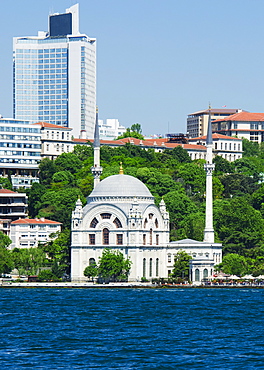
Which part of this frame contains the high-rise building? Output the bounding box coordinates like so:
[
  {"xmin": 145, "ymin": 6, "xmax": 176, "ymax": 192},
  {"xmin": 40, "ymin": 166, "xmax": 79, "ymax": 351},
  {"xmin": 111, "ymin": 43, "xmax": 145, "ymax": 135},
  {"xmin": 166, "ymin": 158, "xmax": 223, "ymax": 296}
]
[{"xmin": 13, "ymin": 4, "xmax": 96, "ymax": 138}]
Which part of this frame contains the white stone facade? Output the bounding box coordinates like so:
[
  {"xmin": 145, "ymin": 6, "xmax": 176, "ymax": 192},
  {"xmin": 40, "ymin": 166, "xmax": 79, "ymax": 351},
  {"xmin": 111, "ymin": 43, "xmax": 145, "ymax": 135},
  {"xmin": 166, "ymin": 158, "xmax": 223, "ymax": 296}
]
[{"xmin": 10, "ymin": 218, "xmax": 61, "ymax": 250}]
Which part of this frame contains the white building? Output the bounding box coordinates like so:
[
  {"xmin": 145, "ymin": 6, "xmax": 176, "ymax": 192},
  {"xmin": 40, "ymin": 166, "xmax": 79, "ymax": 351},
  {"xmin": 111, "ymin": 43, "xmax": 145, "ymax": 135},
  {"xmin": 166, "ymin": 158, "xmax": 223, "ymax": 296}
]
[
  {"xmin": 189, "ymin": 133, "xmax": 243, "ymax": 161},
  {"xmin": 70, "ymin": 107, "xmax": 222, "ymax": 283},
  {"xmin": 98, "ymin": 119, "xmax": 126, "ymax": 140},
  {"xmin": 33, "ymin": 122, "xmax": 73, "ymax": 159},
  {"xmin": 13, "ymin": 4, "xmax": 96, "ymax": 139},
  {"xmin": 0, "ymin": 118, "xmax": 41, "ymax": 188},
  {"xmin": 10, "ymin": 218, "xmax": 62, "ymax": 250}
]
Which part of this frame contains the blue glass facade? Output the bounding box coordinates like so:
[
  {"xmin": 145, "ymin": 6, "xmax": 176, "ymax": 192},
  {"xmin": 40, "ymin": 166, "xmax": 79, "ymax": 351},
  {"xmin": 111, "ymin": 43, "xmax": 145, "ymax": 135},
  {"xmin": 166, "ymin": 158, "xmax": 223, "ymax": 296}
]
[{"xmin": 14, "ymin": 41, "xmax": 69, "ymax": 126}]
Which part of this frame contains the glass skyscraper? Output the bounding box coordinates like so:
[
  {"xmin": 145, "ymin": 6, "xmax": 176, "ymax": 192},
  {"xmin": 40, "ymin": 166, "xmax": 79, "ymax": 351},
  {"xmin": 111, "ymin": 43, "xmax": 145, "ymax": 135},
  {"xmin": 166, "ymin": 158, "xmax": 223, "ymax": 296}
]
[{"xmin": 13, "ymin": 4, "xmax": 96, "ymax": 139}]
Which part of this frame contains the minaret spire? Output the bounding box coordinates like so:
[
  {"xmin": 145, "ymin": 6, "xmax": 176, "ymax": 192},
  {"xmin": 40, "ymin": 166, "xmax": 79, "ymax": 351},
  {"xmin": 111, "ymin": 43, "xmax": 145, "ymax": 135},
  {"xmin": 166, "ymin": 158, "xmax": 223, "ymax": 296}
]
[
  {"xmin": 203, "ymin": 104, "xmax": 215, "ymax": 243},
  {"xmin": 91, "ymin": 106, "xmax": 103, "ymax": 188}
]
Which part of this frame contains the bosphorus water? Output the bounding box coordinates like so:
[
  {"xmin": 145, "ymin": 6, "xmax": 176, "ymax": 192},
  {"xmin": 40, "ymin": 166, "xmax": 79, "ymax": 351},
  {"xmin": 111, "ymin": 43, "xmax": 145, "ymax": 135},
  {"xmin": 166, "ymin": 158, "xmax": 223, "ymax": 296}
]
[{"xmin": 1, "ymin": 288, "xmax": 264, "ymax": 369}]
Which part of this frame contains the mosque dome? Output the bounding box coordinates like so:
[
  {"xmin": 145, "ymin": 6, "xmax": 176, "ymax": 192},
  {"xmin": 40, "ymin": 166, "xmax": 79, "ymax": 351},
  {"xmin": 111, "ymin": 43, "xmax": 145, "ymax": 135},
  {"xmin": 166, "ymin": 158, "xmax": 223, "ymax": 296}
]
[{"xmin": 89, "ymin": 174, "xmax": 153, "ymax": 199}]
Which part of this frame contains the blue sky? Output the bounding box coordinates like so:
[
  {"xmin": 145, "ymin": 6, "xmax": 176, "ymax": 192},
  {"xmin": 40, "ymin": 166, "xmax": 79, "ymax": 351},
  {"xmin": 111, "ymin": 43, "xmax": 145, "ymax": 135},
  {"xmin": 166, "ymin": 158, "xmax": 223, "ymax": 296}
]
[{"xmin": 0, "ymin": 0, "xmax": 263, "ymax": 136}]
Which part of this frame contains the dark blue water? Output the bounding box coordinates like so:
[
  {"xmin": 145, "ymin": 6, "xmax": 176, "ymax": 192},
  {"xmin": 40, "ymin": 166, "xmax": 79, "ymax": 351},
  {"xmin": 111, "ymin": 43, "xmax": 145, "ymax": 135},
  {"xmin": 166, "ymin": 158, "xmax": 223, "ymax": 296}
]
[{"xmin": 1, "ymin": 288, "xmax": 264, "ymax": 369}]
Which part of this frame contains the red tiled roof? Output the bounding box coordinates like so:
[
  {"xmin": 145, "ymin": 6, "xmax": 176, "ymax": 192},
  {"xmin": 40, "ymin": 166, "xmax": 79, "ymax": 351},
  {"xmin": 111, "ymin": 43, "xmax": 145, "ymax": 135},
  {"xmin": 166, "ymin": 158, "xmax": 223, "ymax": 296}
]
[
  {"xmin": 11, "ymin": 218, "xmax": 61, "ymax": 225},
  {"xmin": 0, "ymin": 189, "xmax": 17, "ymax": 194},
  {"xmin": 73, "ymin": 137, "xmax": 206, "ymax": 150},
  {"xmin": 213, "ymin": 112, "xmax": 264, "ymax": 123},
  {"xmin": 33, "ymin": 122, "xmax": 72, "ymax": 130},
  {"xmin": 189, "ymin": 133, "xmax": 241, "ymax": 141}
]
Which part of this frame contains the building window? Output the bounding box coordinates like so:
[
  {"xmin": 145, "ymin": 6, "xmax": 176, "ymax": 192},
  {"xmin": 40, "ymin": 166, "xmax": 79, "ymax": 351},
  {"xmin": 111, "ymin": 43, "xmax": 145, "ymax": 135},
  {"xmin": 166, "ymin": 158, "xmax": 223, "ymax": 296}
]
[
  {"xmin": 195, "ymin": 269, "xmax": 200, "ymax": 282},
  {"xmin": 238, "ymin": 144, "xmax": 240, "ymax": 151},
  {"xmin": 156, "ymin": 234, "xmax": 159, "ymax": 245},
  {"xmin": 168, "ymin": 254, "xmax": 171, "ymax": 263},
  {"xmin": 156, "ymin": 258, "xmax": 159, "ymax": 277},
  {"xmin": 117, "ymin": 234, "xmax": 123, "ymax": 245},
  {"xmin": 229, "ymin": 143, "xmax": 232, "ymax": 150},
  {"xmin": 143, "ymin": 258, "xmax": 146, "ymax": 277},
  {"xmin": 113, "ymin": 217, "xmax": 122, "ymax": 228},
  {"xmin": 150, "ymin": 229, "xmax": 153, "ymax": 245},
  {"xmin": 101, "ymin": 213, "xmax": 111, "ymax": 219},
  {"xmin": 149, "ymin": 258, "xmax": 152, "ymax": 277},
  {"xmin": 225, "ymin": 143, "xmax": 227, "ymax": 150},
  {"xmin": 203, "ymin": 269, "xmax": 208, "ymax": 279},
  {"xmin": 143, "ymin": 234, "xmax": 146, "ymax": 245},
  {"xmin": 89, "ymin": 258, "xmax": 96, "ymax": 266},
  {"xmin": 220, "ymin": 143, "xmax": 223, "ymax": 150},
  {"xmin": 103, "ymin": 228, "xmax": 109, "ymax": 245},
  {"xmin": 155, "ymin": 219, "xmax": 158, "ymax": 228},
  {"xmin": 149, "ymin": 213, "xmax": 153, "ymax": 219},
  {"xmin": 234, "ymin": 143, "xmax": 236, "ymax": 151},
  {"xmin": 144, "ymin": 218, "xmax": 147, "ymax": 228},
  {"xmin": 89, "ymin": 234, "xmax": 95, "ymax": 245},
  {"xmin": 215, "ymin": 143, "xmax": 217, "ymax": 149},
  {"xmin": 46, "ymin": 144, "xmax": 49, "ymax": 151},
  {"xmin": 233, "ymin": 123, "xmax": 237, "ymax": 129},
  {"xmin": 62, "ymin": 132, "xmax": 64, "ymax": 140},
  {"xmin": 90, "ymin": 218, "xmax": 98, "ymax": 228}
]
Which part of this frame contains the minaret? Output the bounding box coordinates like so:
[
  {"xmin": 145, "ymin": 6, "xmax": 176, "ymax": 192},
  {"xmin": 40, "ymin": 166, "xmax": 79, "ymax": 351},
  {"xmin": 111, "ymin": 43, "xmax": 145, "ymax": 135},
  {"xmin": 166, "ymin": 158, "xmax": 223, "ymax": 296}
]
[
  {"xmin": 91, "ymin": 107, "xmax": 103, "ymax": 188},
  {"xmin": 203, "ymin": 105, "xmax": 215, "ymax": 243}
]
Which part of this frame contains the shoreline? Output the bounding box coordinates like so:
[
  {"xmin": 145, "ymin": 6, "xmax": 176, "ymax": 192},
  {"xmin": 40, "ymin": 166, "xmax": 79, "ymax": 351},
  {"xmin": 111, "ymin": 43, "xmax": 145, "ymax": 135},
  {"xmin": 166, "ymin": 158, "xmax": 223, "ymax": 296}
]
[{"xmin": 1, "ymin": 282, "xmax": 264, "ymax": 289}]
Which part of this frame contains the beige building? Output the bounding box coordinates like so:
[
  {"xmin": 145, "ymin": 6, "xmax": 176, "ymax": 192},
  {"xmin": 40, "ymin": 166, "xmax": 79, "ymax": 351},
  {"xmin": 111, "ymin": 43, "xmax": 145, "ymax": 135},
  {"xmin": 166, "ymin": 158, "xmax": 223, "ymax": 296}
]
[
  {"xmin": 33, "ymin": 122, "xmax": 73, "ymax": 159},
  {"xmin": 187, "ymin": 108, "xmax": 243, "ymax": 138},
  {"xmin": 212, "ymin": 112, "xmax": 264, "ymax": 144},
  {"xmin": 0, "ymin": 189, "xmax": 27, "ymax": 235}
]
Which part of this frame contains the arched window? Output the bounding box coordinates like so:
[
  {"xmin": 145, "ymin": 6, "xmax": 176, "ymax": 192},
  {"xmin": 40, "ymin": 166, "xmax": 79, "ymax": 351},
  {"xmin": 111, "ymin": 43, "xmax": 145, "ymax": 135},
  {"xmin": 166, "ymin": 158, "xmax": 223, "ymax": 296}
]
[
  {"xmin": 156, "ymin": 234, "xmax": 159, "ymax": 245},
  {"xmin": 203, "ymin": 269, "xmax": 208, "ymax": 279},
  {"xmin": 113, "ymin": 217, "xmax": 122, "ymax": 228},
  {"xmin": 143, "ymin": 258, "xmax": 146, "ymax": 277},
  {"xmin": 143, "ymin": 234, "xmax": 146, "ymax": 245},
  {"xmin": 90, "ymin": 218, "xmax": 98, "ymax": 228},
  {"xmin": 149, "ymin": 213, "xmax": 153, "ymax": 220},
  {"xmin": 150, "ymin": 229, "xmax": 153, "ymax": 245},
  {"xmin": 89, "ymin": 258, "xmax": 96, "ymax": 266},
  {"xmin": 149, "ymin": 258, "xmax": 153, "ymax": 277},
  {"xmin": 101, "ymin": 213, "xmax": 111, "ymax": 219},
  {"xmin": 168, "ymin": 254, "xmax": 171, "ymax": 263},
  {"xmin": 103, "ymin": 228, "xmax": 109, "ymax": 245},
  {"xmin": 156, "ymin": 258, "xmax": 159, "ymax": 277},
  {"xmin": 155, "ymin": 219, "xmax": 158, "ymax": 228},
  {"xmin": 195, "ymin": 269, "xmax": 200, "ymax": 282},
  {"xmin": 144, "ymin": 218, "xmax": 147, "ymax": 228}
]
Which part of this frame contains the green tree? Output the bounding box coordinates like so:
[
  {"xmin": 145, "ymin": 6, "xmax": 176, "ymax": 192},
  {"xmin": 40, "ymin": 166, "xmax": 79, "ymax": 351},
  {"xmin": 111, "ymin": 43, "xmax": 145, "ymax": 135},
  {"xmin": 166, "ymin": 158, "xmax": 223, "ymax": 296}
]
[
  {"xmin": 38, "ymin": 269, "xmax": 55, "ymax": 281},
  {"xmin": 55, "ymin": 153, "xmax": 82, "ymax": 174},
  {"xmin": 242, "ymin": 138, "xmax": 260, "ymax": 157},
  {"xmin": 38, "ymin": 158, "xmax": 58, "ymax": 186},
  {"xmin": 213, "ymin": 155, "xmax": 234, "ymax": 174},
  {"xmin": 116, "ymin": 128, "xmax": 144, "ymax": 140},
  {"xmin": 73, "ymin": 144, "xmax": 93, "ymax": 161},
  {"xmin": 40, "ymin": 229, "xmax": 71, "ymax": 277},
  {"xmin": 98, "ymin": 249, "xmax": 131, "ymax": 282},
  {"xmin": 130, "ymin": 123, "xmax": 142, "ymax": 134},
  {"xmin": 171, "ymin": 251, "xmax": 192, "ymax": 279},
  {"xmin": 164, "ymin": 146, "xmax": 191, "ymax": 163},
  {"xmin": 11, "ymin": 248, "xmax": 47, "ymax": 276},
  {"xmin": 27, "ymin": 182, "xmax": 46, "ymax": 218},
  {"xmin": 84, "ymin": 263, "xmax": 98, "ymax": 282},
  {"xmin": 0, "ymin": 177, "xmax": 13, "ymax": 190},
  {"xmin": 215, "ymin": 253, "xmax": 249, "ymax": 276},
  {"xmin": 0, "ymin": 247, "xmax": 13, "ymax": 275}
]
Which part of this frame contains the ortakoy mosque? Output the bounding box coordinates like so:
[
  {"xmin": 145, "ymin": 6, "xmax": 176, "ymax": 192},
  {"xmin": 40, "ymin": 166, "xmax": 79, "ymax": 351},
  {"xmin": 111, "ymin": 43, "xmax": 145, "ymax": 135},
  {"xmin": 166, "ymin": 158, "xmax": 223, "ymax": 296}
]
[{"xmin": 70, "ymin": 110, "xmax": 222, "ymax": 283}]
